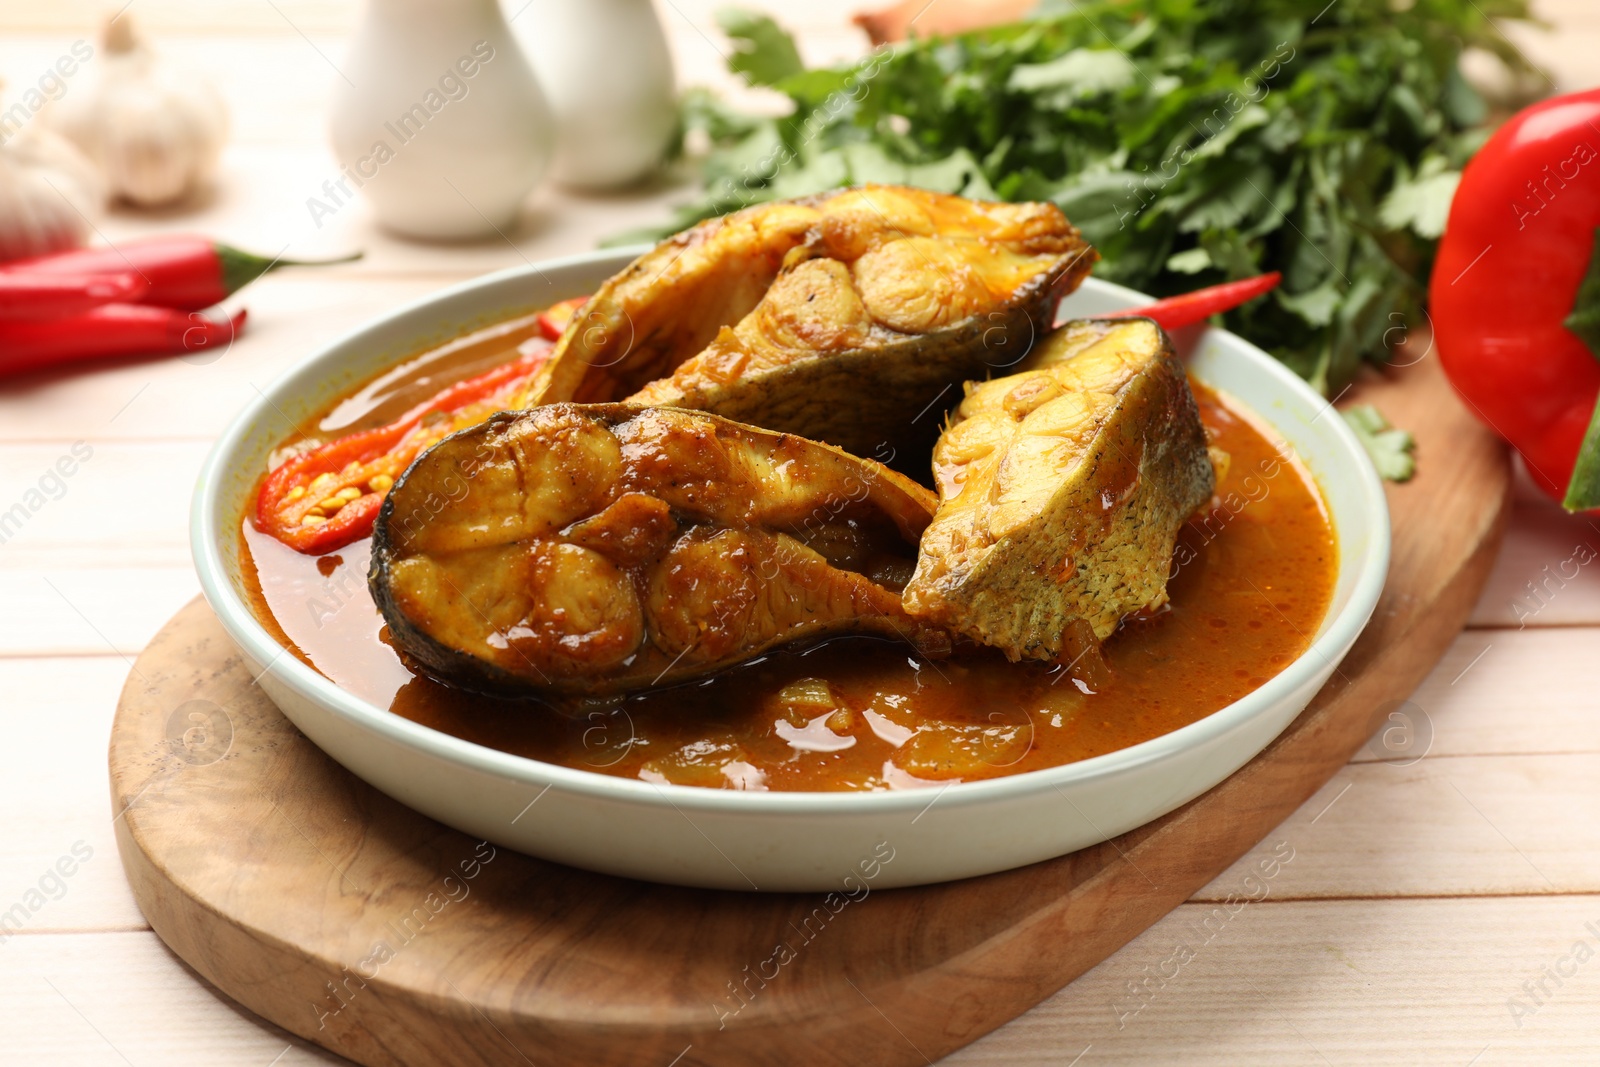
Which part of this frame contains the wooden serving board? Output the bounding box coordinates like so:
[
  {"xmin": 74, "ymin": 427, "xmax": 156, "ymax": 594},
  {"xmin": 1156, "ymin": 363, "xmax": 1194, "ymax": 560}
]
[{"xmin": 111, "ymin": 355, "xmax": 1509, "ymax": 1067}]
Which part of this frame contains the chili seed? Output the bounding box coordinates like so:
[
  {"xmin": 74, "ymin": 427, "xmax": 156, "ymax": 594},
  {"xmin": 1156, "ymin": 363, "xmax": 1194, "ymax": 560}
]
[{"xmin": 369, "ymin": 474, "xmax": 394, "ymax": 493}]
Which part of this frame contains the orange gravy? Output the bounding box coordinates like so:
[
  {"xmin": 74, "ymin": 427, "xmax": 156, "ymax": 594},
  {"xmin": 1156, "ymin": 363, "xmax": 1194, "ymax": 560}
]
[{"xmin": 241, "ymin": 317, "xmax": 1338, "ymax": 792}]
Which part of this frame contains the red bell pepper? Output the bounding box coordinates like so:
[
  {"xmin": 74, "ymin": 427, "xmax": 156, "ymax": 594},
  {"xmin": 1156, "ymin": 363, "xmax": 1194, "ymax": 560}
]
[
  {"xmin": 1101, "ymin": 272, "xmax": 1282, "ymax": 332},
  {"xmin": 0, "ymin": 306, "xmax": 246, "ymax": 377},
  {"xmin": 1, "ymin": 237, "xmax": 360, "ymax": 311},
  {"xmin": 254, "ymin": 342, "xmax": 554, "ymax": 554},
  {"xmin": 1431, "ymin": 89, "xmax": 1600, "ymax": 511},
  {"xmin": 0, "ymin": 271, "xmax": 147, "ymax": 320}
]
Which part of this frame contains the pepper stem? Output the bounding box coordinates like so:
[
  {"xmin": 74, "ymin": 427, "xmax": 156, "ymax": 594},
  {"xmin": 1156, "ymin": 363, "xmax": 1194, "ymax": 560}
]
[
  {"xmin": 216, "ymin": 244, "xmax": 364, "ymax": 299},
  {"xmin": 1564, "ymin": 400, "xmax": 1600, "ymax": 511},
  {"xmin": 1562, "ymin": 227, "xmax": 1600, "ymax": 511}
]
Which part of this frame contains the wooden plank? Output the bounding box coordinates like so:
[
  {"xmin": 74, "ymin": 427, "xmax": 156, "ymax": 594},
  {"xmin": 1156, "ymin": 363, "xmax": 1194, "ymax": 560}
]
[
  {"xmin": 0, "ymin": 0, "xmax": 363, "ymax": 34},
  {"xmin": 0, "ymin": 36, "xmax": 345, "ymax": 148},
  {"xmin": 1197, "ymin": 623, "xmax": 1600, "ymax": 901},
  {"xmin": 1504, "ymin": 4, "xmax": 1600, "ymax": 92},
  {"xmin": 0, "ymin": 931, "xmax": 344, "ymax": 1065},
  {"xmin": 76, "ymin": 145, "xmax": 688, "ymax": 276},
  {"xmin": 1468, "ymin": 470, "xmax": 1600, "ymax": 629},
  {"xmin": 1359, "ymin": 626, "xmax": 1600, "ymax": 759},
  {"xmin": 1194, "ymin": 753, "xmax": 1600, "ymax": 901},
  {"xmin": 947, "ymin": 894, "xmax": 1600, "ymax": 1066},
  {"xmin": 0, "ymin": 657, "xmax": 148, "ymax": 934},
  {"xmin": 0, "ymin": 442, "xmax": 206, "ymax": 565},
  {"xmin": 0, "ymin": 568, "xmax": 198, "ymax": 656},
  {"xmin": 5, "ymin": 897, "xmax": 1599, "ymax": 1066}
]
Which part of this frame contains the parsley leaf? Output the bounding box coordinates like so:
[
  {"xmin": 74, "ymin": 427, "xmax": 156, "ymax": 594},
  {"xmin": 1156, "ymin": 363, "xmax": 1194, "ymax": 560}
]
[
  {"xmin": 1342, "ymin": 404, "xmax": 1417, "ymax": 482},
  {"xmin": 717, "ymin": 8, "xmax": 805, "ymax": 87},
  {"xmin": 643, "ymin": 0, "xmax": 1543, "ymax": 404}
]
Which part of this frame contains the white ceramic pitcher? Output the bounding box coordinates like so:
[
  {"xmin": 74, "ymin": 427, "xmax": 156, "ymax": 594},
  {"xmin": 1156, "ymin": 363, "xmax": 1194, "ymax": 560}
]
[
  {"xmin": 329, "ymin": 0, "xmax": 553, "ymax": 238},
  {"xmin": 513, "ymin": 0, "xmax": 678, "ymax": 190}
]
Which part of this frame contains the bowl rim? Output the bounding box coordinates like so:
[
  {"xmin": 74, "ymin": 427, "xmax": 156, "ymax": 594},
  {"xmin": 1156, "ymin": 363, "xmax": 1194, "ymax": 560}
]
[{"xmin": 192, "ymin": 248, "xmax": 1390, "ymax": 816}]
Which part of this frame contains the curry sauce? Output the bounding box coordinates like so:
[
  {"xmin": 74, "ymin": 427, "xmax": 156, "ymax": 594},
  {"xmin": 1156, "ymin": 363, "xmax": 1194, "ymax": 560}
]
[{"xmin": 240, "ymin": 316, "xmax": 1337, "ymax": 792}]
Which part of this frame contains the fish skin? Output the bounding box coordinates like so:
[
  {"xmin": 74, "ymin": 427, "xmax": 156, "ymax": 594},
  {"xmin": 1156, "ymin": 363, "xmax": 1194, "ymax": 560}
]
[
  {"xmin": 369, "ymin": 403, "xmax": 945, "ymax": 697},
  {"xmin": 518, "ymin": 185, "xmax": 1096, "ymax": 462},
  {"xmin": 903, "ymin": 318, "xmax": 1215, "ymax": 663}
]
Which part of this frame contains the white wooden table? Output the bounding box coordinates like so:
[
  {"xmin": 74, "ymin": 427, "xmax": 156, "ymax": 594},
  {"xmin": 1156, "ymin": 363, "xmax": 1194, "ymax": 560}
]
[{"xmin": 1, "ymin": 2, "xmax": 1597, "ymax": 1063}]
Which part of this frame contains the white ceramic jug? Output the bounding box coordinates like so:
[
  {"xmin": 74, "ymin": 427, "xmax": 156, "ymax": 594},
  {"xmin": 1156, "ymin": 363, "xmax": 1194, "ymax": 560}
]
[
  {"xmin": 513, "ymin": 0, "xmax": 677, "ymax": 190},
  {"xmin": 329, "ymin": 0, "xmax": 553, "ymax": 238}
]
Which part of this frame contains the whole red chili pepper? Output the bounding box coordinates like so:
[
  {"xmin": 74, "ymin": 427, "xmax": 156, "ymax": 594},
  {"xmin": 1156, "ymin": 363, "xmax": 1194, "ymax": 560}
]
[
  {"xmin": 0, "ymin": 305, "xmax": 246, "ymax": 377},
  {"xmin": 1, "ymin": 237, "xmax": 360, "ymax": 311},
  {"xmin": 0, "ymin": 272, "xmax": 148, "ymax": 320},
  {"xmin": 255, "ymin": 342, "xmax": 554, "ymax": 554},
  {"xmin": 1099, "ymin": 272, "xmax": 1282, "ymax": 331},
  {"xmin": 1431, "ymin": 89, "xmax": 1600, "ymax": 511}
]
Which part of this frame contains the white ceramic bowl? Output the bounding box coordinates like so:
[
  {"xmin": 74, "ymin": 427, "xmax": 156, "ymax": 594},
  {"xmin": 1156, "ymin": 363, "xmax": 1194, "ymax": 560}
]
[{"xmin": 192, "ymin": 249, "xmax": 1389, "ymax": 891}]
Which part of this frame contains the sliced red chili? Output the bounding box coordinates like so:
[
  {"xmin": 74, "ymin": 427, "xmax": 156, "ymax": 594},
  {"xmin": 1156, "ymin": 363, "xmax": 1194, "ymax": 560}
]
[
  {"xmin": 537, "ymin": 296, "xmax": 589, "ymax": 340},
  {"xmin": 1101, "ymin": 272, "xmax": 1282, "ymax": 331},
  {"xmin": 255, "ymin": 343, "xmax": 553, "ymax": 553}
]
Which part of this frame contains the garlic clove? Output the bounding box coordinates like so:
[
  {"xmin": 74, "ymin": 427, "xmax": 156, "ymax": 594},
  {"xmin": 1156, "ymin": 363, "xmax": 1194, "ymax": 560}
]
[
  {"xmin": 0, "ymin": 124, "xmax": 105, "ymax": 262},
  {"xmin": 45, "ymin": 13, "xmax": 230, "ymax": 209},
  {"xmin": 98, "ymin": 88, "xmax": 227, "ymax": 206}
]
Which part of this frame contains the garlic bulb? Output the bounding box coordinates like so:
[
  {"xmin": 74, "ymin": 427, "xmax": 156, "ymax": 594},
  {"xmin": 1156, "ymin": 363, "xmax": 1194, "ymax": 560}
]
[
  {"xmin": 46, "ymin": 14, "xmax": 228, "ymax": 207},
  {"xmin": 0, "ymin": 119, "xmax": 105, "ymax": 262}
]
